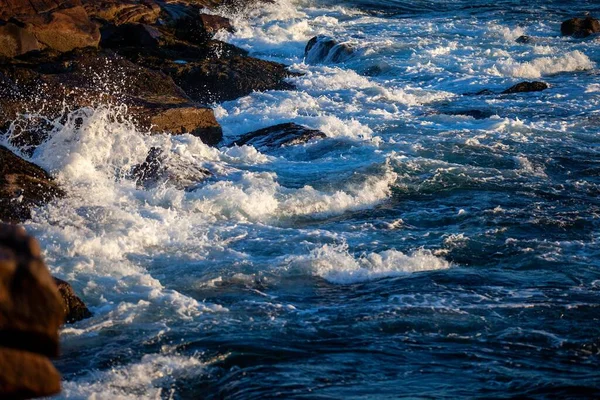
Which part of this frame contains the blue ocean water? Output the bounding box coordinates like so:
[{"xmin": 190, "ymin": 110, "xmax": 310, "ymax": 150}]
[{"xmin": 8, "ymin": 0, "xmax": 600, "ymax": 398}]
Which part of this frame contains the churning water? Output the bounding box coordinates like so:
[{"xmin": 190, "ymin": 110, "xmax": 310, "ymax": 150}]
[{"xmin": 3, "ymin": 0, "xmax": 600, "ymax": 398}]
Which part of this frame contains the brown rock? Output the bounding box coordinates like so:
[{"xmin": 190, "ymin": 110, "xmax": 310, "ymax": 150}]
[
  {"xmin": 198, "ymin": 13, "xmax": 234, "ymax": 36},
  {"xmin": 165, "ymin": 55, "xmax": 297, "ymax": 103},
  {"xmin": 0, "ymin": 0, "xmax": 100, "ymax": 56},
  {"xmin": 53, "ymin": 278, "xmax": 91, "ymax": 323},
  {"xmin": 0, "ymin": 146, "xmax": 64, "ymax": 224},
  {"xmin": 561, "ymin": 16, "xmax": 600, "ymax": 38},
  {"xmin": 0, "ymin": 224, "xmax": 64, "ymax": 398},
  {"xmin": 0, "ymin": 348, "xmax": 61, "ymax": 399},
  {"xmin": 82, "ymin": 0, "xmax": 161, "ymax": 25},
  {"xmin": 0, "ymin": 49, "xmax": 223, "ymax": 147},
  {"xmin": 0, "ymin": 21, "xmax": 41, "ymax": 58}
]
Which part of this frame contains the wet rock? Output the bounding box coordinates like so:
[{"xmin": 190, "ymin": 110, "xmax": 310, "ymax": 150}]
[
  {"xmin": 100, "ymin": 23, "xmax": 163, "ymax": 48},
  {"xmin": 446, "ymin": 110, "xmax": 494, "ymax": 120},
  {"xmin": 515, "ymin": 35, "xmax": 533, "ymax": 44},
  {"xmin": 472, "ymin": 89, "xmax": 495, "ymax": 96},
  {"xmin": 53, "ymin": 278, "xmax": 92, "ymax": 323},
  {"xmin": 0, "ymin": 49, "xmax": 223, "ymax": 147},
  {"xmin": 561, "ymin": 16, "xmax": 600, "ymax": 38},
  {"xmin": 501, "ymin": 81, "xmax": 549, "ymax": 94},
  {"xmin": 0, "ymin": 146, "xmax": 64, "ymax": 224},
  {"xmin": 0, "ymin": 0, "xmax": 100, "ymax": 57},
  {"xmin": 305, "ymin": 35, "xmax": 354, "ymax": 64},
  {"xmin": 130, "ymin": 147, "xmax": 212, "ymax": 189},
  {"xmin": 0, "ymin": 223, "xmax": 64, "ymax": 398},
  {"xmin": 230, "ymin": 123, "xmax": 326, "ymax": 149},
  {"xmin": 82, "ymin": 0, "xmax": 161, "ymax": 25},
  {"xmin": 162, "ymin": 56, "xmax": 297, "ymax": 103}
]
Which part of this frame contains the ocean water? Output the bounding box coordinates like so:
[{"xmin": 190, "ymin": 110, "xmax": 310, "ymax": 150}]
[{"xmin": 4, "ymin": 0, "xmax": 600, "ymax": 398}]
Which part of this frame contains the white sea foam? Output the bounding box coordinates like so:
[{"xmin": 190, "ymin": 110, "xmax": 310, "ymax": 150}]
[
  {"xmin": 288, "ymin": 244, "xmax": 450, "ymax": 284},
  {"xmin": 489, "ymin": 50, "xmax": 595, "ymax": 78}
]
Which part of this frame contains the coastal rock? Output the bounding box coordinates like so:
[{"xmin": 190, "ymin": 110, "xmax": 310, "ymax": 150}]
[
  {"xmin": 305, "ymin": 35, "xmax": 354, "ymax": 64},
  {"xmin": 53, "ymin": 278, "xmax": 92, "ymax": 323},
  {"xmin": 82, "ymin": 0, "xmax": 161, "ymax": 25},
  {"xmin": 561, "ymin": 16, "xmax": 600, "ymax": 38},
  {"xmin": 163, "ymin": 56, "xmax": 297, "ymax": 103},
  {"xmin": 501, "ymin": 81, "xmax": 549, "ymax": 94},
  {"xmin": 0, "ymin": 146, "xmax": 64, "ymax": 224},
  {"xmin": 0, "ymin": 0, "xmax": 100, "ymax": 57},
  {"xmin": 0, "ymin": 49, "xmax": 223, "ymax": 147},
  {"xmin": 0, "ymin": 223, "xmax": 64, "ymax": 398},
  {"xmin": 230, "ymin": 123, "xmax": 327, "ymax": 149},
  {"xmin": 130, "ymin": 147, "xmax": 212, "ymax": 189}
]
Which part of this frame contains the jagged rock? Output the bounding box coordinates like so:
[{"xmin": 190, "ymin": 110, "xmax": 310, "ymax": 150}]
[
  {"xmin": 0, "ymin": 0, "xmax": 100, "ymax": 57},
  {"xmin": 82, "ymin": 0, "xmax": 161, "ymax": 25},
  {"xmin": 163, "ymin": 56, "xmax": 297, "ymax": 103},
  {"xmin": 502, "ymin": 81, "xmax": 549, "ymax": 94},
  {"xmin": 230, "ymin": 123, "xmax": 326, "ymax": 149},
  {"xmin": 53, "ymin": 278, "xmax": 91, "ymax": 323},
  {"xmin": 0, "ymin": 48, "xmax": 223, "ymax": 147},
  {"xmin": 130, "ymin": 147, "xmax": 212, "ymax": 189},
  {"xmin": 0, "ymin": 223, "xmax": 64, "ymax": 398},
  {"xmin": 305, "ymin": 35, "xmax": 354, "ymax": 64},
  {"xmin": 561, "ymin": 16, "xmax": 600, "ymax": 38},
  {"xmin": 100, "ymin": 23, "xmax": 163, "ymax": 48},
  {"xmin": 0, "ymin": 146, "xmax": 64, "ymax": 224}
]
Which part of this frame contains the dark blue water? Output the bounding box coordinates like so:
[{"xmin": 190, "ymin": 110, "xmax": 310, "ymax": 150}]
[{"xmin": 11, "ymin": 0, "xmax": 599, "ymax": 398}]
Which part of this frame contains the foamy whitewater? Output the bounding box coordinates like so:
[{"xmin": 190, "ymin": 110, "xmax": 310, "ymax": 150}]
[{"xmin": 4, "ymin": 0, "xmax": 600, "ymax": 398}]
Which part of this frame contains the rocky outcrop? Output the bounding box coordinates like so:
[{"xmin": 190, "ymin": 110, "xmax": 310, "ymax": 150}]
[
  {"xmin": 0, "ymin": 0, "xmax": 100, "ymax": 57},
  {"xmin": 305, "ymin": 35, "xmax": 354, "ymax": 64},
  {"xmin": 130, "ymin": 147, "xmax": 212, "ymax": 189},
  {"xmin": 0, "ymin": 146, "xmax": 64, "ymax": 224},
  {"xmin": 561, "ymin": 16, "xmax": 600, "ymax": 38},
  {"xmin": 230, "ymin": 123, "xmax": 326, "ymax": 149},
  {"xmin": 0, "ymin": 223, "xmax": 64, "ymax": 398},
  {"xmin": 82, "ymin": 0, "xmax": 161, "ymax": 25},
  {"xmin": 501, "ymin": 81, "xmax": 549, "ymax": 94},
  {"xmin": 0, "ymin": 49, "xmax": 223, "ymax": 147},
  {"xmin": 515, "ymin": 35, "xmax": 533, "ymax": 44},
  {"xmin": 53, "ymin": 278, "xmax": 92, "ymax": 323}
]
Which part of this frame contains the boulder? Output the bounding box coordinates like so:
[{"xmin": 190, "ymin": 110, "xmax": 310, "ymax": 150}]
[
  {"xmin": 53, "ymin": 278, "xmax": 91, "ymax": 323},
  {"xmin": 0, "ymin": 49, "xmax": 223, "ymax": 147},
  {"xmin": 561, "ymin": 16, "xmax": 600, "ymax": 38},
  {"xmin": 0, "ymin": 223, "xmax": 64, "ymax": 398},
  {"xmin": 130, "ymin": 147, "xmax": 212, "ymax": 189},
  {"xmin": 229, "ymin": 123, "xmax": 326, "ymax": 149},
  {"xmin": 0, "ymin": 0, "xmax": 100, "ymax": 57},
  {"xmin": 501, "ymin": 81, "xmax": 549, "ymax": 94},
  {"xmin": 305, "ymin": 35, "xmax": 354, "ymax": 64},
  {"xmin": 163, "ymin": 55, "xmax": 297, "ymax": 103},
  {"xmin": 0, "ymin": 146, "xmax": 64, "ymax": 224}
]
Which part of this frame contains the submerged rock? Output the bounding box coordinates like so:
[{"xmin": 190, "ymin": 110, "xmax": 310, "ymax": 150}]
[
  {"xmin": 0, "ymin": 0, "xmax": 100, "ymax": 57},
  {"xmin": 501, "ymin": 81, "xmax": 549, "ymax": 94},
  {"xmin": 515, "ymin": 35, "xmax": 533, "ymax": 44},
  {"xmin": 305, "ymin": 35, "xmax": 354, "ymax": 64},
  {"xmin": 130, "ymin": 147, "xmax": 212, "ymax": 190},
  {"xmin": 0, "ymin": 223, "xmax": 64, "ymax": 398},
  {"xmin": 561, "ymin": 16, "xmax": 600, "ymax": 38},
  {"xmin": 230, "ymin": 123, "xmax": 327, "ymax": 149},
  {"xmin": 0, "ymin": 146, "xmax": 64, "ymax": 224},
  {"xmin": 466, "ymin": 81, "xmax": 548, "ymax": 96},
  {"xmin": 446, "ymin": 109, "xmax": 494, "ymax": 120},
  {"xmin": 53, "ymin": 278, "xmax": 92, "ymax": 323}
]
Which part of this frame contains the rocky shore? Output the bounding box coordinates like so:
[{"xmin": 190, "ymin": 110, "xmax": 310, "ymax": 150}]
[{"xmin": 0, "ymin": 1, "xmax": 598, "ymax": 396}]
